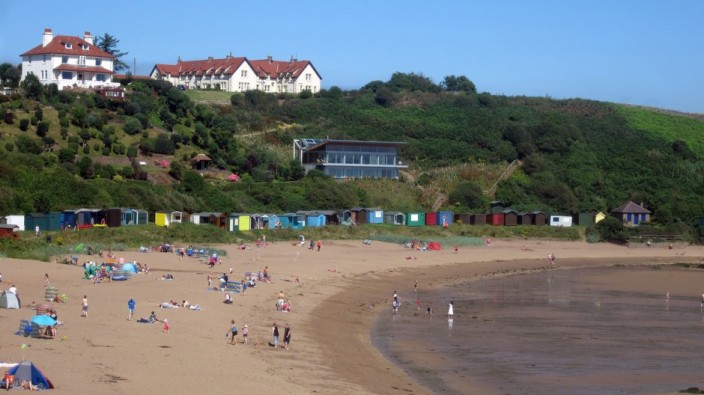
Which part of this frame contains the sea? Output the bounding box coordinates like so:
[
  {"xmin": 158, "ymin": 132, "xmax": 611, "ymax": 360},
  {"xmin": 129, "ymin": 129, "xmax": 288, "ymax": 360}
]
[{"xmin": 372, "ymin": 266, "xmax": 704, "ymax": 395}]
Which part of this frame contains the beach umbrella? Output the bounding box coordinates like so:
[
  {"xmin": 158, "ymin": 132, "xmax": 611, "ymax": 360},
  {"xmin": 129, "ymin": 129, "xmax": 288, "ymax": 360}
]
[{"xmin": 31, "ymin": 315, "xmax": 57, "ymax": 326}]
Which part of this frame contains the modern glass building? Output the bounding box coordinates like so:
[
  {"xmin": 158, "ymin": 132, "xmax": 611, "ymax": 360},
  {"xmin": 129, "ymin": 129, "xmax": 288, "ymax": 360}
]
[{"xmin": 293, "ymin": 139, "xmax": 408, "ymax": 179}]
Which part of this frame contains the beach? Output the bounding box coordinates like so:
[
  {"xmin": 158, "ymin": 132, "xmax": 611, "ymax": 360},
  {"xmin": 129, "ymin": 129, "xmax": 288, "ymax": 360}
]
[{"xmin": 0, "ymin": 239, "xmax": 702, "ymax": 394}]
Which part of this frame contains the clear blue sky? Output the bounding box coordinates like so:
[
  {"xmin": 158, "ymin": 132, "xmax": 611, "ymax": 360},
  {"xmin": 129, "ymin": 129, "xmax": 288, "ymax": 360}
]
[{"xmin": 1, "ymin": 1, "xmax": 702, "ymax": 113}]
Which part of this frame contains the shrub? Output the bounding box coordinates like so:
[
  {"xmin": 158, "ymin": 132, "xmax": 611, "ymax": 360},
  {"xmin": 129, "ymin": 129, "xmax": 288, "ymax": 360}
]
[
  {"xmin": 36, "ymin": 121, "xmax": 50, "ymax": 137},
  {"xmin": 123, "ymin": 118, "xmax": 143, "ymax": 135},
  {"xmin": 5, "ymin": 143, "xmax": 14, "ymax": 151},
  {"xmin": 19, "ymin": 118, "xmax": 29, "ymax": 131},
  {"xmin": 30, "ymin": 116, "xmax": 38, "ymax": 126},
  {"xmin": 126, "ymin": 145, "xmax": 137, "ymax": 158},
  {"xmin": 4, "ymin": 112, "xmax": 14, "ymax": 124}
]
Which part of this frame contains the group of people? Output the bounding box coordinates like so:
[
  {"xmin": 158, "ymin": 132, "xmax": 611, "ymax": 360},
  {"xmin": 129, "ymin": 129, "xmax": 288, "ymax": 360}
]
[{"xmin": 271, "ymin": 322, "xmax": 292, "ymax": 349}]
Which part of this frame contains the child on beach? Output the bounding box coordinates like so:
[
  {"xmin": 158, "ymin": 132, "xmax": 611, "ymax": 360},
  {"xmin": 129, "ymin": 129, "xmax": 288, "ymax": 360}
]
[
  {"xmin": 163, "ymin": 318, "xmax": 170, "ymax": 333},
  {"xmin": 242, "ymin": 324, "xmax": 249, "ymax": 344},
  {"xmin": 81, "ymin": 295, "xmax": 88, "ymax": 317}
]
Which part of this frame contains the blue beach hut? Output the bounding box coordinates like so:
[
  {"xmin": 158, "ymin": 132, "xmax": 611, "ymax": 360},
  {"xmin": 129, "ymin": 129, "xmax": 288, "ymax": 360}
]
[{"xmin": 436, "ymin": 211, "xmax": 453, "ymax": 227}]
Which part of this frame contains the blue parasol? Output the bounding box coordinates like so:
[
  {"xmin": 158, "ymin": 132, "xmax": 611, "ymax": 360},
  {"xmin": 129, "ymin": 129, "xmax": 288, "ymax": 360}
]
[{"xmin": 31, "ymin": 315, "xmax": 57, "ymax": 326}]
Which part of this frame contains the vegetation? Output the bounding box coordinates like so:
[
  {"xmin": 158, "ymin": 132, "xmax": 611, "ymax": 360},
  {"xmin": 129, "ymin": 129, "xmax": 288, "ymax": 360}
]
[{"xmin": 1, "ymin": 71, "xmax": 704, "ymax": 246}]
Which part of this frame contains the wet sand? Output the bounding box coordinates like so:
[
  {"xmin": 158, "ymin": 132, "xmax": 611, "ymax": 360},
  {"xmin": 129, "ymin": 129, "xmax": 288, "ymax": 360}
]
[{"xmin": 0, "ymin": 239, "xmax": 702, "ymax": 394}]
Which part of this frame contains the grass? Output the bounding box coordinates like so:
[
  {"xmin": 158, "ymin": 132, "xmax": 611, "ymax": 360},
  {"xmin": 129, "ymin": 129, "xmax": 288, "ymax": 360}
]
[
  {"xmin": 183, "ymin": 90, "xmax": 232, "ymax": 103},
  {"xmin": 613, "ymin": 105, "xmax": 704, "ymax": 156},
  {"xmin": 1, "ymin": 222, "xmax": 583, "ymax": 262}
]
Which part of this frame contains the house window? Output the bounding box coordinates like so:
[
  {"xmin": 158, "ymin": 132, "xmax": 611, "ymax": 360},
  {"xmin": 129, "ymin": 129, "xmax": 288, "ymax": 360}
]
[
  {"xmin": 61, "ymin": 71, "xmax": 73, "ymax": 80},
  {"xmin": 77, "ymin": 73, "xmax": 83, "ymax": 81},
  {"xmin": 79, "ymin": 56, "xmax": 86, "ymax": 65},
  {"xmin": 28, "ymin": 56, "xmax": 31, "ymax": 64},
  {"xmin": 96, "ymin": 74, "xmax": 105, "ymax": 82},
  {"xmin": 241, "ymin": 70, "xmax": 247, "ymax": 77},
  {"xmin": 65, "ymin": 43, "xmax": 72, "ymax": 49},
  {"xmin": 41, "ymin": 70, "xmax": 48, "ymax": 80},
  {"xmin": 43, "ymin": 55, "xmax": 46, "ymax": 63},
  {"xmin": 306, "ymin": 73, "xmax": 311, "ymax": 80},
  {"xmin": 82, "ymin": 44, "xmax": 89, "ymax": 50},
  {"xmin": 62, "ymin": 56, "xmax": 69, "ymax": 64},
  {"xmin": 95, "ymin": 59, "xmax": 102, "ymax": 66}
]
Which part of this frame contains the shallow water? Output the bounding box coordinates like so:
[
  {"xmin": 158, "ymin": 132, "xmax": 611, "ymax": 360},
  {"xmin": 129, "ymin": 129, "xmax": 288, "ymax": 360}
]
[{"xmin": 372, "ymin": 266, "xmax": 704, "ymax": 395}]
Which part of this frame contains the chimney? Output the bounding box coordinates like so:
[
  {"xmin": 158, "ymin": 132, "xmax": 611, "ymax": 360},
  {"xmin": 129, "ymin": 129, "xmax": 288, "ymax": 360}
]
[
  {"xmin": 83, "ymin": 31, "xmax": 93, "ymax": 45},
  {"xmin": 267, "ymin": 55, "xmax": 273, "ymax": 63},
  {"xmin": 208, "ymin": 56, "xmax": 213, "ymax": 61},
  {"xmin": 290, "ymin": 56, "xmax": 296, "ymax": 64},
  {"xmin": 42, "ymin": 28, "xmax": 53, "ymax": 47}
]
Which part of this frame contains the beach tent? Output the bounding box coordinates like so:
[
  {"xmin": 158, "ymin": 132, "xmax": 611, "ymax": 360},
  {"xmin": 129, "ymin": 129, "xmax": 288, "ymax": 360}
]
[
  {"xmin": 0, "ymin": 291, "xmax": 20, "ymax": 308},
  {"xmin": 427, "ymin": 242, "xmax": 441, "ymax": 251},
  {"xmin": 7, "ymin": 361, "xmax": 55, "ymax": 389},
  {"xmin": 121, "ymin": 263, "xmax": 138, "ymax": 273}
]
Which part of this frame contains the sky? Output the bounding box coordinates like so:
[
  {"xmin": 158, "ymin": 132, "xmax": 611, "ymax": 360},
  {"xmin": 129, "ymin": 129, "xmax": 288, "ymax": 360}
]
[{"xmin": 1, "ymin": 1, "xmax": 702, "ymax": 113}]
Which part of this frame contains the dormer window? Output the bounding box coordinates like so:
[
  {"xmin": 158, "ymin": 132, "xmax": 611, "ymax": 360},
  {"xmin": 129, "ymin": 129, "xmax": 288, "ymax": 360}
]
[
  {"xmin": 65, "ymin": 43, "xmax": 72, "ymax": 49},
  {"xmin": 82, "ymin": 44, "xmax": 89, "ymax": 50}
]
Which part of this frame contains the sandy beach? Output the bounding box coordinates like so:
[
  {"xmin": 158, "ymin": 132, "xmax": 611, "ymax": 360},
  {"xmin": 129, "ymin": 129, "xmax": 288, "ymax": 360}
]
[{"xmin": 1, "ymin": 238, "xmax": 702, "ymax": 394}]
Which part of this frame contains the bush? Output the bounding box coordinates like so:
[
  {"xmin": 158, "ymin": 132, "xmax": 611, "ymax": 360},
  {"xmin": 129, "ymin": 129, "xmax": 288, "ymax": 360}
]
[
  {"xmin": 5, "ymin": 143, "xmax": 14, "ymax": 152},
  {"xmin": 19, "ymin": 118, "xmax": 29, "ymax": 131},
  {"xmin": 31, "ymin": 116, "xmax": 38, "ymax": 126},
  {"xmin": 126, "ymin": 145, "xmax": 137, "ymax": 158},
  {"xmin": 123, "ymin": 118, "xmax": 143, "ymax": 135},
  {"xmin": 36, "ymin": 121, "xmax": 50, "ymax": 137},
  {"xmin": 4, "ymin": 112, "xmax": 14, "ymax": 124}
]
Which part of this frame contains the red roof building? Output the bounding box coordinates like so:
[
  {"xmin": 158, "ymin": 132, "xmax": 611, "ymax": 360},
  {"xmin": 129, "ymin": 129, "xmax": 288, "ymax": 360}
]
[
  {"xmin": 20, "ymin": 28, "xmax": 118, "ymax": 90},
  {"xmin": 150, "ymin": 55, "xmax": 321, "ymax": 94}
]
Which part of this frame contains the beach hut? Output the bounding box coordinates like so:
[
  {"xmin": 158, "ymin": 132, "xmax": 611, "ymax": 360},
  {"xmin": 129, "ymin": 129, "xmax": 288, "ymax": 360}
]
[
  {"xmin": 611, "ymin": 201, "xmax": 651, "ymax": 226},
  {"xmin": 0, "ymin": 214, "xmax": 25, "ymax": 231},
  {"xmin": 268, "ymin": 214, "xmax": 281, "ymax": 229},
  {"xmin": 120, "ymin": 208, "xmax": 138, "ymax": 226},
  {"xmin": 348, "ymin": 208, "xmax": 365, "ymax": 225},
  {"xmin": 0, "ymin": 224, "xmax": 19, "ymax": 239},
  {"xmin": 104, "ymin": 208, "xmax": 122, "ymax": 227},
  {"xmin": 384, "ymin": 211, "xmax": 406, "ymax": 225},
  {"xmin": 26, "ymin": 212, "xmax": 62, "ymax": 232},
  {"xmin": 425, "ymin": 212, "xmax": 437, "ymax": 226},
  {"xmin": 75, "ymin": 208, "xmax": 100, "ymax": 227},
  {"xmin": 503, "ymin": 209, "xmax": 518, "ymax": 226},
  {"xmin": 228, "ymin": 213, "xmax": 251, "ymax": 232},
  {"xmin": 532, "ymin": 211, "xmax": 547, "ymax": 226},
  {"xmin": 170, "ymin": 211, "xmax": 186, "ymax": 224},
  {"xmin": 488, "ymin": 212, "xmax": 504, "ymax": 226},
  {"xmin": 406, "ymin": 212, "xmax": 425, "ymax": 227},
  {"xmin": 319, "ymin": 210, "xmax": 339, "ymax": 226},
  {"xmin": 454, "ymin": 213, "xmax": 472, "ymax": 225},
  {"xmin": 134, "ymin": 209, "xmax": 149, "ymax": 225},
  {"xmin": 338, "ymin": 210, "xmax": 353, "ymax": 226},
  {"xmin": 300, "ymin": 211, "xmax": 326, "ymax": 227},
  {"xmin": 470, "ymin": 214, "xmax": 487, "ymax": 225},
  {"xmin": 518, "ymin": 212, "xmax": 533, "ymax": 225},
  {"xmin": 549, "ymin": 215, "xmax": 573, "ymax": 227},
  {"xmin": 61, "ymin": 209, "xmax": 77, "ymax": 229},
  {"xmin": 363, "ymin": 208, "xmax": 384, "ymax": 224},
  {"xmin": 282, "ymin": 213, "xmax": 305, "ymax": 229},
  {"xmin": 595, "ymin": 211, "xmax": 606, "ymax": 224},
  {"xmin": 573, "ymin": 211, "xmax": 595, "ymax": 226},
  {"xmin": 436, "ymin": 211, "xmax": 453, "ymax": 227},
  {"xmin": 490, "ymin": 200, "xmax": 506, "ymax": 213},
  {"xmin": 155, "ymin": 211, "xmax": 170, "ymax": 227},
  {"xmin": 250, "ymin": 214, "xmax": 267, "ymax": 230}
]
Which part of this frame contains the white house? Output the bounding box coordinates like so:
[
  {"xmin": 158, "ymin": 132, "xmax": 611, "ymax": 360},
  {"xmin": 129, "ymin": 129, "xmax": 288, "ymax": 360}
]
[
  {"xmin": 0, "ymin": 215, "xmax": 25, "ymax": 231},
  {"xmin": 150, "ymin": 55, "xmax": 322, "ymax": 94},
  {"xmin": 20, "ymin": 28, "xmax": 118, "ymax": 90}
]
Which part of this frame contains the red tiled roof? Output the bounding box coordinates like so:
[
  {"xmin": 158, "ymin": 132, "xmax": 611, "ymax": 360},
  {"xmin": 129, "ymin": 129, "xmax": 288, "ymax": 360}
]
[
  {"xmin": 54, "ymin": 64, "xmax": 114, "ymax": 74},
  {"xmin": 21, "ymin": 35, "xmax": 114, "ymax": 59},
  {"xmin": 173, "ymin": 57, "xmax": 247, "ymax": 77},
  {"xmin": 153, "ymin": 64, "xmax": 180, "ymax": 76},
  {"xmin": 249, "ymin": 58, "xmax": 320, "ymax": 80},
  {"xmin": 611, "ymin": 201, "xmax": 651, "ymax": 214}
]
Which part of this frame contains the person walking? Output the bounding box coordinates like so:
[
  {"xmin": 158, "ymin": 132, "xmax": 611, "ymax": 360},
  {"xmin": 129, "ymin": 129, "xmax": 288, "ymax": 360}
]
[
  {"xmin": 162, "ymin": 318, "xmax": 170, "ymax": 333},
  {"xmin": 242, "ymin": 324, "xmax": 249, "ymax": 344},
  {"xmin": 81, "ymin": 295, "xmax": 88, "ymax": 317},
  {"xmin": 272, "ymin": 323, "xmax": 279, "ymax": 348},
  {"xmin": 283, "ymin": 323, "xmax": 292, "ymax": 350},
  {"xmin": 448, "ymin": 301, "xmax": 454, "ymax": 317},
  {"xmin": 128, "ymin": 297, "xmax": 136, "ymax": 321},
  {"xmin": 228, "ymin": 320, "xmax": 238, "ymax": 345}
]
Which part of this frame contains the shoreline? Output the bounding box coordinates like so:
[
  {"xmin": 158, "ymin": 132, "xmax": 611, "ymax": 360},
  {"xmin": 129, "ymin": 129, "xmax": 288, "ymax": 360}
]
[{"xmin": 0, "ymin": 240, "xmax": 702, "ymax": 394}]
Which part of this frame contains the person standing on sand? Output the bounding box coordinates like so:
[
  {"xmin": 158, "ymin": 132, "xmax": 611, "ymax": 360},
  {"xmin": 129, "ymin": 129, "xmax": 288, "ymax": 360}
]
[
  {"xmin": 272, "ymin": 323, "xmax": 279, "ymax": 348},
  {"xmin": 242, "ymin": 324, "xmax": 249, "ymax": 344},
  {"xmin": 448, "ymin": 301, "xmax": 454, "ymax": 317},
  {"xmin": 128, "ymin": 297, "xmax": 136, "ymax": 321},
  {"xmin": 283, "ymin": 323, "xmax": 291, "ymax": 349},
  {"xmin": 228, "ymin": 320, "xmax": 238, "ymax": 345},
  {"xmin": 316, "ymin": 240, "xmax": 322, "ymax": 252},
  {"xmin": 163, "ymin": 318, "xmax": 169, "ymax": 333},
  {"xmin": 82, "ymin": 295, "xmax": 88, "ymax": 317}
]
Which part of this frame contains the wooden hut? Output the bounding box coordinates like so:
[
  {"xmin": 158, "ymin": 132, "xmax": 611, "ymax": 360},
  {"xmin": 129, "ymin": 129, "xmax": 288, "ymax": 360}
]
[
  {"xmin": 134, "ymin": 209, "xmax": 149, "ymax": 225},
  {"xmin": 406, "ymin": 212, "xmax": 425, "ymax": 227},
  {"xmin": 299, "ymin": 211, "xmax": 326, "ymax": 228},
  {"xmin": 531, "ymin": 211, "xmax": 547, "ymax": 226},
  {"xmin": 228, "ymin": 213, "xmax": 251, "ymax": 231},
  {"xmin": 319, "ymin": 210, "xmax": 340, "ymax": 226},
  {"xmin": 170, "ymin": 211, "xmax": 187, "ymax": 224},
  {"xmin": 0, "ymin": 224, "xmax": 19, "ymax": 239},
  {"xmin": 454, "ymin": 213, "xmax": 472, "ymax": 225},
  {"xmin": 425, "ymin": 212, "xmax": 437, "ymax": 226},
  {"xmin": 338, "ymin": 210, "xmax": 353, "ymax": 226},
  {"xmin": 104, "ymin": 208, "xmax": 122, "ymax": 227},
  {"xmin": 573, "ymin": 211, "xmax": 595, "ymax": 226},
  {"xmin": 488, "ymin": 212, "xmax": 504, "ymax": 226},
  {"xmin": 503, "ymin": 209, "xmax": 518, "ymax": 226},
  {"xmin": 26, "ymin": 212, "xmax": 62, "ymax": 232},
  {"xmin": 470, "ymin": 214, "xmax": 487, "ymax": 225},
  {"xmin": 155, "ymin": 211, "xmax": 170, "ymax": 227},
  {"xmin": 384, "ymin": 211, "xmax": 406, "ymax": 225},
  {"xmin": 518, "ymin": 212, "xmax": 532, "ymax": 225},
  {"xmin": 191, "ymin": 153, "xmax": 212, "ymax": 170}
]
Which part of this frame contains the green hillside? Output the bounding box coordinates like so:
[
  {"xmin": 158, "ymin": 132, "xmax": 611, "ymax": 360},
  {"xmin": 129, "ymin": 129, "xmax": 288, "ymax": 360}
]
[{"xmin": 1, "ymin": 73, "xmax": 704, "ymax": 231}]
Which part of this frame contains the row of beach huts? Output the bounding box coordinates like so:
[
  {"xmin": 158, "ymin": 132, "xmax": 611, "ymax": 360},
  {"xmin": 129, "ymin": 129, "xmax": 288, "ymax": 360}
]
[{"xmin": 0, "ymin": 201, "xmax": 650, "ymax": 238}]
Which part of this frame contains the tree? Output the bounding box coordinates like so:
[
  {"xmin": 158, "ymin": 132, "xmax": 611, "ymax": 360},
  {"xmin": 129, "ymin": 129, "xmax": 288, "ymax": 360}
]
[
  {"xmin": 448, "ymin": 182, "xmax": 488, "ymax": 210},
  {"xmin": 441, "ymin": 75, "xmax": 477, "ymax": 94},
  {"xmin": 0, "ymin": 63, "xmax": 21, "ymax": 88},
  {"xmin": 95, "ymin": 33, "xmax": 129, "ymax": 72},
  {"xmin": 21, "ymin": 73, "xmax": 43, "ymax": 100}
]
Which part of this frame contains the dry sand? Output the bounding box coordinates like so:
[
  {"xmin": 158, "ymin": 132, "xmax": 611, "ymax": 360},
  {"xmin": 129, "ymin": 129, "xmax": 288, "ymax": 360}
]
[{"xmin": 1, "ymin": 239, "xmax": 702, "ymax": 395}]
